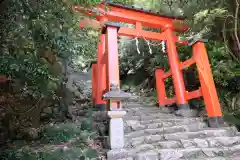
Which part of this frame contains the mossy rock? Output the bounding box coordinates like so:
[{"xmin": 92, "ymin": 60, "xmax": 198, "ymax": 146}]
[
  {"xmin": 1, "ymin": 146, "xmax": 98, "ymax": 160},
  {"xmin": 40, "ymin": 122, "xmax": 97, "ymax": 144},
  {"xmin": 1, "ymin": 121, "xmax": 99, "ymax": 160}
]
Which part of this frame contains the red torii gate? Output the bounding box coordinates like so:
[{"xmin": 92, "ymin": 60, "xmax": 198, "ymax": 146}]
[{"xmin": 73, "ymin": 2, "xmax": 224, "ymax": 129}]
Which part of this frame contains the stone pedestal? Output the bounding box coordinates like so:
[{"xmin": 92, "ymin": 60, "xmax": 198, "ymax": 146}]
[{"xmin": 108, "ymin": 110, "xmax": 126, "ymax": 149}]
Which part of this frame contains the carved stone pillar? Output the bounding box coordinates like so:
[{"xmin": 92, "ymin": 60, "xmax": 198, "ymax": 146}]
[{"xmin": 108, "ymin": 110, "xmax": 126, "ymax": 149}]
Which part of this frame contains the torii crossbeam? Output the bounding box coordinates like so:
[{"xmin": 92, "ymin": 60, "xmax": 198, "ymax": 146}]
[{"xmin": 73, "ymin": 1, "xmax": 224, "ymax": 151}]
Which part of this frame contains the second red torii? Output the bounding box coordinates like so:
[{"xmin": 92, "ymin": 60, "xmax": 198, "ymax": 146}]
[{"xmin": 73, "ymin": 1, "xmax": 224, "ymax": 128}]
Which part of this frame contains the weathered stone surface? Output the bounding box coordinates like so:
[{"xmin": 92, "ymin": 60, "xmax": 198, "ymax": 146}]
[
  {"xmin": 202, "ymin": 148, "xmax": 231, "ymax": 157},
  {"xmin": 201, "ymin": 128, "xmax": 234, "ymax": 137},
  {"xmin": 181, "ymin": 139, "xmax": 196, "ymax": 148},
  {"xmin": 152, "ymin": 113, "xmax": 177, "ymax": 118},
  {"xmin": 134, "ymin": 144, "xmax": 155, "ymax": 153},
  {"xmin": 140, "ymin": 120, "xmax": 153, "ymax": 125},
  {"xmin": 175, "ymin": 109, "xmax": 198, "ymax": 117},
  {"xmin": 164, "ymin": 132, "xmax": 200, "ymax": 140},
  {"xmin": 145, "ymin": 135, "xmax": 163, "ymax": 143},
  {"xmin": 182, "ymin": 148, "xmax": 204, "ymax": 158},
  {"xmin": 107, "ymin": 149, "xmax": 133, "ymax": 160},
  {"xmin": 140, "ymin": 116, "xmax": 155, "ymax": 121},
  {"xmin": 126, "ymin": 130, "xmax": 146, "ymax": 139},
  {"xmin": 124, "ymin": 116, "xmax": 140, "ymax": 121},
  {"xmin": 147, "ymin": 123, "xmax": 159, "ymax": 129},
  {"xmin": 231, "ymin": 152, "xmax": 240, "ymax": 159},
  {"xmin": 180, "ymin": 138, "xmax": 209, "ymax": 149},
  {"xmin": 139, "ymin": 117, "xmax": 202, "ymax": 126},
  {"xmin": 230, "ymin": 144, "xmax": 240, "ymax": 153},
  {"xmin": 135, "ymin": 150, "xmax": 158, "ymax": 160},
  {"xmin": 164, "ymin": 128, "xmax": 234, "ymax": 141},
  {"xmin": 163, "ymin": 125, "xmax": 187, "ymax": 134},
  {"xmin": 124, "ymin": 140, "xmax": 132, "ymax": 148},
  {"xmin": 229, "ymin": 126, "xmax": 238, "ymax": 134},
  {"xmin": 159, "ymin": 107, "xmax": 172, "ymax": 113},
  {"xmin": 158, "ymin": 149, "xmax": 183, "ymax": 160},
  {"xmin": 145, "ymin": 128, "xmax": 162, "ymax": 134},
  {"xmin": 193, "ymin": 139, "xmax": 209, "ymax": 148},
  {"xmin": 208, "ymin": 137, "xmax": 240, "ymax": 147},
  {"xmin": 117, "ymin": 158, "xmax": 134, "ymax": 160},
  {"xmin": 203, "ymin": 158, "xmax": 228, "ymax": 160},
  {"xmin": 161, "ymin": 122, "xmax": 174, "ymax": 127},
  {"xmin": 154, "ymin": 141, "xmax": 181, "ymax": 149},
  {"xmin": 125, "ymin": 120, "xmax": 146, "ymax": 132},
  {"xmin": 131, "ymin": 136, "xmax": 145, "ymax": 147},
  {"xmin": 124, "ymin": 126, "xmax": 132, "ymax": 133}
]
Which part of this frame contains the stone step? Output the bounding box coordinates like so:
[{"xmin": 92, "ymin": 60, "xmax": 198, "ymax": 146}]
[
  {"xmin": 186, "ymin": 157, "xmax": 239, "ymax": 160},
  {"xmin": 124, "ymin": 119, "xmax": 205, "ymax": 134},
  {"xmin": 125, "ymin": 106, "xmax": 158, "ymax": 109},
  {"xmin": 124, "ymin": 103, "xmax": 154, "ymax": 108},
  {"xmin": 107, "ymin": 145, "xmax": 240, "ymax": 160},
  {"xmin": 156, "ymin": 146, "xmax": 240, "ymax": 160},
  {"xmin": 124, "ymin": 122, "xmax": 207, "ymax": 135},
  {"xmin": 125, "ymin": 110, "xmax": 167, "ymax": 115},
  {"xmin": 125, "ymin": 112, "xmax": 174, "ymax": 118},
  {"xmin": 182, "ymin": 136, "xmax": 240, "ymax": 148},
  {"xmin": 124, "ymin": 127, "xmax": 237, "ymax": 147},
  {"xmin": 113, "ymin": 155, "xmax": 240, "ymax": 160},
  {"xmin": 124, "ymin": 116, "xmax": 203, "ymax": 123},
  {"xmin": 124, "ymin": 137, "xmax": 240, "ymax": 149},
  {"xmin": 142, "ymin": 117, "xmax": 204, "ymax": 124},
  {"xmin": 163, "ymin": 127, "xmax": 237, "ymax": 140},
  {"xmin": 125, "ymin": 107, "xmax": 165, "ymax": 112},
  {"xmin": 126, "ymin": 107, "xmax": 200, "ymax": 117},
  {"xmin": 126, "ymin": 109, "xmax": 170, "ymax": 114},
  {"xmin": 124, "ymin": 114, "xmax": 179, "ymax": 121},
  {"xmin": 152, "ymin": 136, "xmax": 240, "ymax": 149}
]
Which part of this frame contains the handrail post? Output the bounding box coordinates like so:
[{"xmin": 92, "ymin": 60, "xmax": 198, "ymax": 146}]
[
  {"xmin": 192, "ymin": 39, "xmax": 224, "ymax": 127},
  {"xmin": 92, "ymin": 63, "xmax": 97, "ymax": 104},
  {"xmin": 155, "ymin": 68, "xmax": 167, "ymax": 108}
]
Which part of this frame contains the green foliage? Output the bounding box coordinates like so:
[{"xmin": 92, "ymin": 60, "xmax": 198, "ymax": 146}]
[
  {"xmin": 0, "ymin": 54, "xmax": 59, "ymax": 96},
  {"xmin": 113, "ymin": 0, "xmax": 135, "ymax": 5},
  {"xmin": 73, "ymin": 0, "xmax": 102, "ymax": 6},
  {"xmin": 207, "ymin": 42, "xmax": 240, "ymax": 86},
  {"xmin": 1, "ymin": 146, "xmax": 98, "ymax": 160},
  {"xmin": 1, "ymin": 120, "xmax": 99, "ymax": 160},
  {"xmin": 0, "ymin": 0, "xmax": 101, "ymax": 95},
  {"xmin": 41, "ymin": 122, "xmax": 97, "ymax": 145}
]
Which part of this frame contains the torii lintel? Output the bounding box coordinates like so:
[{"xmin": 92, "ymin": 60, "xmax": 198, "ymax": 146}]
[{"xmin": 73, "ymin": 2, "xmax": 189, "ymax": 32}]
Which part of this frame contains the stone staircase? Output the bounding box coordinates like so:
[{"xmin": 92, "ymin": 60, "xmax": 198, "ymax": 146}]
[{"xmin": 107, "ymin": 102, "xmax": 240, "ymax": 160}]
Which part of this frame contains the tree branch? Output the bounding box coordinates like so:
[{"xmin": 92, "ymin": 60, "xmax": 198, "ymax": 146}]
[
  {"xmin": 222, "ymin": 15, "xmax": 239, "ymax": 61},
  {"xmin": 234, "ymin": 0, "xmax": 240, "ymax": 56}
]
